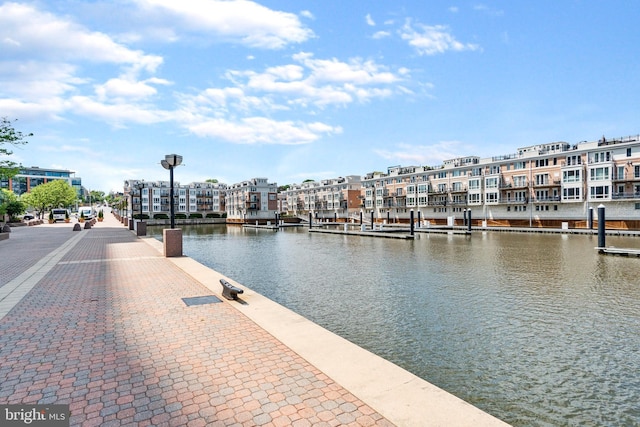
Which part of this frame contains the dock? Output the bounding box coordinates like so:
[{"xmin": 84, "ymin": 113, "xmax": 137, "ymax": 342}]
[
  {"xmin": 309, "ymin": 227, "xmax": 414, "ymax": 239},
  {"xmin": 596, "ymin": 246, "xmax": 640, "ymax": 256}
]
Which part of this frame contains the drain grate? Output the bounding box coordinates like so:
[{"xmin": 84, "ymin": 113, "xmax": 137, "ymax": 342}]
[{"xmin": 182, "ymin": 295, "xmax": 222, "ymax": 306}]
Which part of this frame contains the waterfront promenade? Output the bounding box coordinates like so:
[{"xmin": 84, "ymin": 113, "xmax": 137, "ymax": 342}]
[{"xmin": 0, "ymin": 213, "xmax": 509, "ymax": 426}]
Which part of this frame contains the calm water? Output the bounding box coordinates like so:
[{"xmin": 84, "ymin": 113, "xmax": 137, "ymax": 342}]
[{"xmin": 150, "ymin": 225, "xmax": 640, "ymax": 426}]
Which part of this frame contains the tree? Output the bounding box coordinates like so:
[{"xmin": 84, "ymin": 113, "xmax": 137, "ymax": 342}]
[
  {"xmin": 89, "ymin": 190, "xmax": 105, "ymax": 204},
  {"xmin": 0, "ymin": 118, "xmax": 32, "ymax": 179},
  {"xmin": 0, "ymin": 189, "xmax": 22, "ymax": 221},
  {"xmin": 22, "ymin": 179, "xmax": 76, "ymax": 216},
  {"xmin": 205, "ymin": 178, "xmax": 219, "ymax": 183}
]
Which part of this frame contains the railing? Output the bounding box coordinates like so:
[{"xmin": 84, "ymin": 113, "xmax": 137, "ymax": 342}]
[
  {"xmin": 612, "ymin": 192, "xmax": 640, "ymax": 200},
  {"xmin": 532, "ymin": 196, "xmax": 561, "ymax": 203}
]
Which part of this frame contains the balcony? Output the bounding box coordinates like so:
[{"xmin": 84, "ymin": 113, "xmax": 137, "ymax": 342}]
[
  {"xmin": 532, "ymin": 196, "xmax": 561, "ymax": 203},
  {"xmin": 533, "ymin": 180, "xmax": 561, "ymax": 188},
  {"xmin": 612, "ymin": 192, "xmax": 640, "ymax": 200}
]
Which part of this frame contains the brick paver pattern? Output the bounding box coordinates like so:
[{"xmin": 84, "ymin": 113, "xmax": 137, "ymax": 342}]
[{"xmin": 0, "ymin": 219, "xmax": 394, "ymax": 426}]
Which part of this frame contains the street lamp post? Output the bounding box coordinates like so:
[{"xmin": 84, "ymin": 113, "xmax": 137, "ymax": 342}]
[
  {"xmin": 161, "ymin": 154, "xmax": 183, "ymax": 257},
  {"xmin": 136, "ymin": 181, "xmax": 146, "ymax": 236},
  {"xmin": 161, "ymin": 154, "xmax": 182, "ymax": 229}
]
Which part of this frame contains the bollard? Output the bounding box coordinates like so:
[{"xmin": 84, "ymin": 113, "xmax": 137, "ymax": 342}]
[{"xmin": 597, "ymin": 204, "xmax": 605, "ymax": 251}]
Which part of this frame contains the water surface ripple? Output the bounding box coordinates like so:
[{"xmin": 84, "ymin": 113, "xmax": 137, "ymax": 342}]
[{"xmin": 151, "ymin": 225, "xmax": 640, "ymax": 426}]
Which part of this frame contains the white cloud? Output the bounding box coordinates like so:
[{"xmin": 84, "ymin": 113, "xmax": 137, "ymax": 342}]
[
  {"xmin": 400, "ymin": 20, "xmax": 480, "ymax": 55},
  {"xmin": 133, "ymin": 0, "xmax": 314, "ymax": 49},
  {"xmin": 372, "ymin": 31, "xmax": 391, "ymax": 40},
  {"xmin": 374, "ymin": 141, "xmax": 474, "ymax": 166},
  {"xmin": 0, "ymin": 3, "xmax": 162, "ymax": 71},
  {"xmin": 186, "ymin": 116, "xmax": 341, "ymax": 145},
  {"xmin": 366, "ymin": 14, "xmax": 376, "ymax": 26}
]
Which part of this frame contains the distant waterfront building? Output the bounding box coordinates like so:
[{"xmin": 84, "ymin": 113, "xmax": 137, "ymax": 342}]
[
  {"xmin": 0, "ymin": 165, "xmax": 83, "ymax": 197},
  {"xmin": 123, "ymin": 180, "xmax": 226, "ymax": 218},
  {"xmin": 357, "ymin": 134, "xmax": 640, "ymax": 228},
  {"xmin": 281, "ymin": 176, "xmax": 362, "ymax": 220},
  {"xmin": 226, "ymin": 178, "xmax": 278, "ymax": 223}
]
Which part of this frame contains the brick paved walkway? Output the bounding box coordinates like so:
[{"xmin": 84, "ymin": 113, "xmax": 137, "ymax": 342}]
[{"xmin": 0, "ymin": 216, "xmax": 394, "ymax": 426}]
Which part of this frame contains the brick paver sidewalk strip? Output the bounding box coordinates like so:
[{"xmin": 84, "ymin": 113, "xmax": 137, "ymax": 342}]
[{"xmin": 0, "ymin": 223, "xmax": 394, "ymax": 426}]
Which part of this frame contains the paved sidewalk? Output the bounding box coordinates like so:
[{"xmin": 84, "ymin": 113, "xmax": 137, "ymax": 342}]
[{"xmin": 0, "ymin": 215, "xmax": 394, "ymax": 426}]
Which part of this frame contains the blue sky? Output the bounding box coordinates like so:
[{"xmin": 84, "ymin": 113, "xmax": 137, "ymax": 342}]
[{"xmin": 1, "ymin": 1, "xmax": 639, "ymax": 193}]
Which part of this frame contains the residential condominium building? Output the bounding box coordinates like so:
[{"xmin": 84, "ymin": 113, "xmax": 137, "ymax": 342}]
[
  {"xmin": 1, "ymin": 166, "xmax": 83, "ymax": 197},
  {"xmin": 226, "ymin": 178, "xmax": 278, "ymax": 223},
  {"xmin": 282, "ymin": 176, "xmax": 363, "ymax": 220},
  {"xmin": 123, "ymin": 180, "xmax": 226, "ymax": 218},
  {"xmin": 356, "ymin": 134, "xmax": 640, "ymax": 229}
]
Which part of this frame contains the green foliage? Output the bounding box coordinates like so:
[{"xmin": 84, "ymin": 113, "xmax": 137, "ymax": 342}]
[
  {"xmin": 205, "ymin": 178, "xmax": 219, "ymax": 183},
  {"xmin": 154, "ymin": 213, "xmax": 169, "ymax": 219},
  {"xmin": 175, "ymin": 213, "xmax": 187, "ymax": 219},
  {"xmin": 0, "ymin": 118, "xmax": 32, "ymax": 179},
  {"xmin": 98, "ymin": 209, "xmax": 104, "ymax": 218},
  {"xmin": 0, "ymin": 189, "xmax": 20, "ymax": 219},
  {"xmin": 133, "ymin": 213, "xmax": 149, "ymax": 220},
  {"xmin": 22, "ymin": 179, "xmax": 76, "ymax": 214},
  {"xmin": 6, "ymin": 200, "xmax": 26, "ymax": 220},
  {"xmin": 49, "ymin": 211, "xmax": 54, "ymax": 220},
  {"xmin": 189, "ymin": 213, "xmax": 203, "ymax": 218},
  {"xmin": 80, "ymin": 210, "xmax": 85, "ymax": 219}
]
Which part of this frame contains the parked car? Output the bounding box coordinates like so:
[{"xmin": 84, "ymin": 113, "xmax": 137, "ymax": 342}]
[
  {"xmin": 77, "ymin": 206, "xmax": 95, "ymax": 220},
  {"xmin": 23, "ymin": 213, "xmax": 35, "ymax": 221}
]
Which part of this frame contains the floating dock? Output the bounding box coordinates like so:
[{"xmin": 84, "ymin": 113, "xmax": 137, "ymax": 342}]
[
  {"xmin": 309, "ymin": 228, "xmax": 414, "ymax": 239},
  {"xmin": 596, "ymin": 247, "xmax": 640, "ymax": 257}
]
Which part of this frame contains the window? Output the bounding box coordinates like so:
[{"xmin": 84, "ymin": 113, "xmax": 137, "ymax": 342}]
[
  {"xmin": 563, "ymin": 170, "xmax": 581, "ymax": 183},
  {"xmin": 486, "ymin": 192, "xmax": 498, "ymax": 203},
  {"xmin": 468, "ymin": 193, "xmax": 481, "ymax": 204},
  {"xmin": 590, "ymin": 167, "xmax": 610, "ymax": 181},
  {"xmin": 617, "ymin": 166, "xmax": 625, "ymax": 180},
  {"xmin": 535, "ymin": 159, "xmax": 549, "ymax": 167},
  {"xmin": 485, "ymin": 177, "xmax": 498, "ymax": 189},
  {"xmin": 513, "ymin": 175, "xmax": 527, "ymax": 187},
  {"xmin": 535, "ymin": 174, "xmax": 549, "ymax": 185},
  {"xmin": 590, "ymin": 186, "xmax": 610, "ymax": 199},
  {"xmin": 591, "ymin": 151, "xmax": 611, "ymax": 163},
  {"xmin": 469, "ymin": 179, "xmax": 481, "ymax": 190},
  {"xmin": 627, "ymin": 148, "xmax": 632, "ymax": 157},
  {"xmin": 514, "ymin": 161, "xmax": 526, "ymax": 170}
]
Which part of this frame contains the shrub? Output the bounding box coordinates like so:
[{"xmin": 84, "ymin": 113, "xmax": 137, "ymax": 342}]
[
  {"xmin": 175, "ymin": 213, "xmax": 187, "ymax": 219},
  {"xmin": 189, "ymin": 213, "xmax": 203, "ymax": 219},
  {"xmin": 154, "ymin": 213, "xmax": 169, "ymax": 219}
]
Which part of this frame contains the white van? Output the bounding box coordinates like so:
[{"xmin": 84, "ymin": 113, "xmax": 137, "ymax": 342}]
[
  {"xmin": 51, "ymin": 208, "xmax": 69, "ymax": 222},
  {"xmin": 78, "ymin": 206, "xmax": 95, "ymax": 220}
]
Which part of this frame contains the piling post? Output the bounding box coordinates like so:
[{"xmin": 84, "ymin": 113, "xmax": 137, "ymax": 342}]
[
  {"xmin": 417, "ymin": 211, "xmax": 421, "ymax": 228},
  {"xmin": 588, "ymin": 207, "xmax": 594, "ymax": 230},
  {"xmin": 597, "ymin": 204, "xmax": 605, "ymax": 251},
  {"xmin": 309, "ymin": 212, "xmax": 312, "ymax": 229},
  {"xmin": 463, "ymin": 209, "xmax": 467, "ymax": 227},
  {"xmin": 467, "ymin": 209, "xmax": 472, "ymax": 232},
  {"xmin": 410, "ymin": 210, "xmax": 414, "ymax": 236},
  {"xmin": 371, "ymin": 212, "xmax": 374, "ymax": 230}
]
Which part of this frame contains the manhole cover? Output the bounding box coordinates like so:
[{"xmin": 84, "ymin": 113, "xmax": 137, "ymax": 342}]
[{"xmin": 182, "ymin": 295, "xmax": 222, "ymax": 306}]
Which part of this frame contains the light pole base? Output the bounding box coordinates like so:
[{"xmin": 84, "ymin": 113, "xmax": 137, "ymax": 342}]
[
  {"xmin": 163, "ymin": 228, "xmax": 182, "ymax": 257},
  {"xmin": 136, "ymin": 221, "xmax": 147, "ymax": 237}
]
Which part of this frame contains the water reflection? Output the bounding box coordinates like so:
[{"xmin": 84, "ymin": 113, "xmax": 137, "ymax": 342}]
[{"xmin": 149, "ymin": 225, "xmax": 640, "ymax": 426}]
